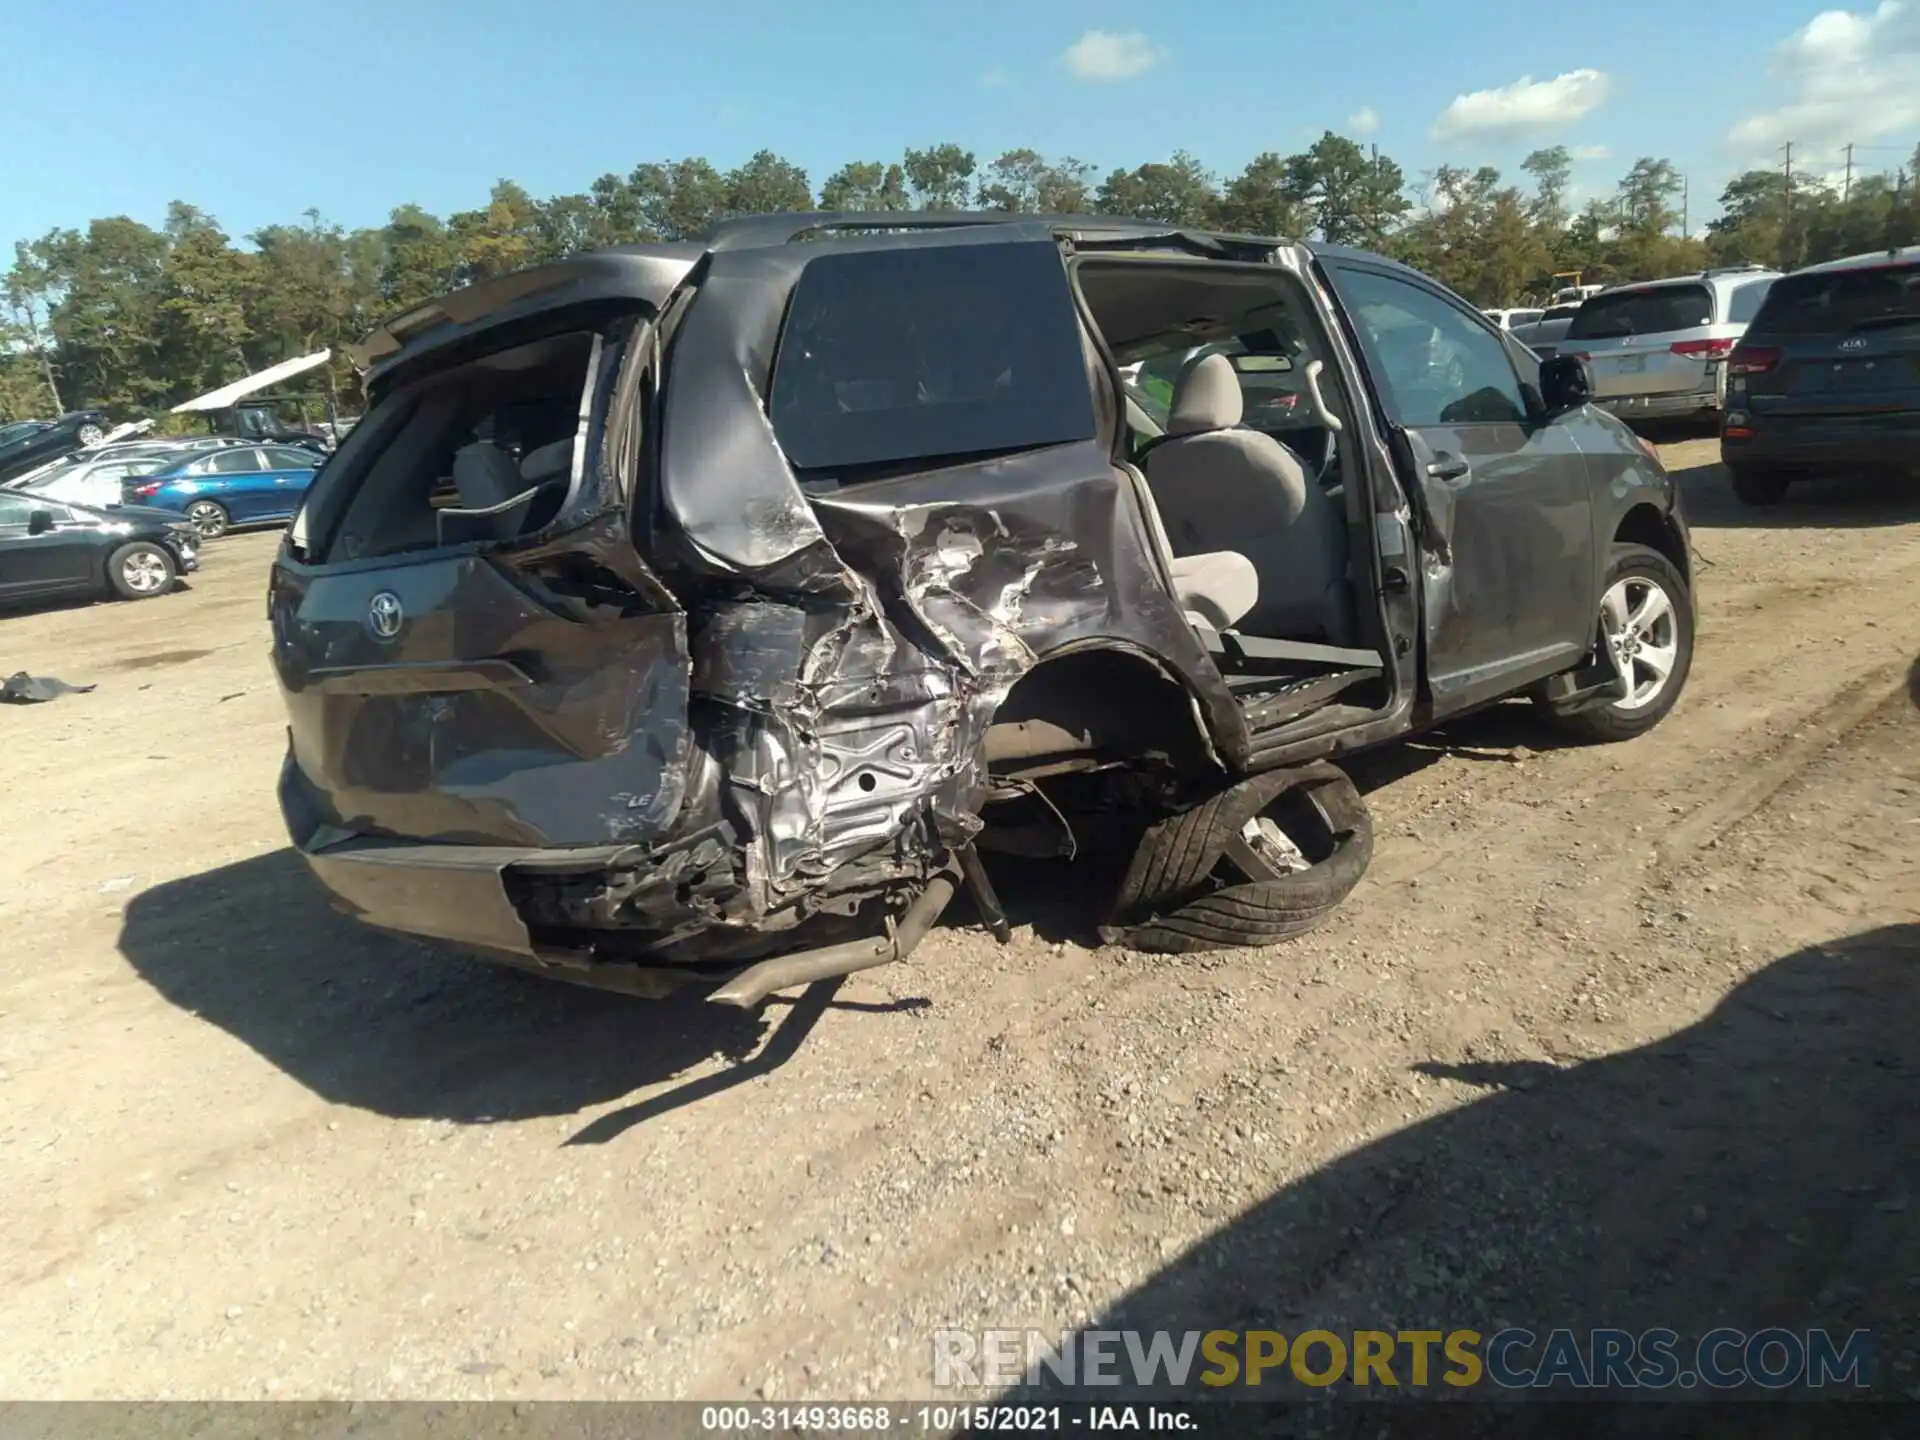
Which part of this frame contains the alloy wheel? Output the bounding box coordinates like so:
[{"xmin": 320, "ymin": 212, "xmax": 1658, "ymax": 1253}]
[
  {"xmin": 120, "ymin": 550, "xmax": 170, "ymax": 595},
  {"xmin": 1600, "ymin": 574, "xmax": 1680, "ymax": 711}
]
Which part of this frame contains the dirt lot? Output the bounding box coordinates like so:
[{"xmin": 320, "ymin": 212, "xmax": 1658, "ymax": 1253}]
[{"xmin": 3, "ymin": 440, "xmax": 1919, "ymax": 1405}]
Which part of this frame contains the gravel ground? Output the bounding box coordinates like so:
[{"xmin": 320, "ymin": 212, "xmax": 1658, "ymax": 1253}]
[{"xmin": 1, "ymin": 440, "xmax": 1917, "ymax": 1406}]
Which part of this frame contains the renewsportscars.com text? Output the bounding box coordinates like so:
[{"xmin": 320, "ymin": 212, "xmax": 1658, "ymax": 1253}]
[{"xmin": 932, "ymin": 1326, "xmax": 1873, "ymax": 1391}]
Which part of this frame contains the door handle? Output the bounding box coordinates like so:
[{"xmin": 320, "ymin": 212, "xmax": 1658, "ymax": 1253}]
[{"xmin": 1426, "ymin": 456, "xmax": 1470, "ymax": 483}]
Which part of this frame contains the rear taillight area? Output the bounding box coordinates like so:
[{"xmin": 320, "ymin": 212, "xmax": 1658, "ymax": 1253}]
[
  {"xmin": 127, "ymin": 481, "xmax": 164, "ymax": 499},
  {"xmin": 1671, "ymin": 338, "xmax": 1737, "ymax": 360},
  {"xmin": 1727, "ymin": 345, "xmax": 1782, "ymax": 375}
]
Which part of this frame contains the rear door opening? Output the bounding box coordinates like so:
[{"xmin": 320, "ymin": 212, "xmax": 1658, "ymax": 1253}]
[{"xmin": 273, "ymin": 311, "xmax": 695, "ymax": 852}]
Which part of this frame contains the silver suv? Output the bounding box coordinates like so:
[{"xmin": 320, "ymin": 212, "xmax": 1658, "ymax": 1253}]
[{"xmin": 1562, "ymin": 265, "xmax": 1780, "ymax": 420}]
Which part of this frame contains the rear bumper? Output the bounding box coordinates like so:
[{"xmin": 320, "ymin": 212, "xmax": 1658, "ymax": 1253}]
[
  {"xmin": 280, "ymin": 749, "xmax": 601, "ymax": 959},
  {"xmin": 278, "ymin": 749, "xmax": 753, "ymax": 974},
  {"xmin": 1596, "ymin": 389, "xmax": 1718, "ymax": 419},
  {"xmin": 1721, "ymin": 414, "xmax": 1920, "ymax": 474}
]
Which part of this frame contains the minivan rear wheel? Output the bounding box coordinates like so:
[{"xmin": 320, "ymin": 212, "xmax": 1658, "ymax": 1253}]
[{"xmin": 1728, "ymin": 466, "xmax": 1790, "ymax": 507}]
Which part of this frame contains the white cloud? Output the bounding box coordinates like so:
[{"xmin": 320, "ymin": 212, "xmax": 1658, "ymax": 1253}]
[
  {"xmin": 1060, "ymin": 30, "xmax": 1164, "ymax": 82},
  {"xmin": 1431, "ymin": 69, "xmax": 1612, "ymax": 142},
  {"xmin": 1725, "ymin": 1, "xmax": 1920, "ymax": 157},
  {"xmin": 1571, "ymin": 144, "xmax": 1612, "ymax": 161},
  {"xmin": 1347, "ymin": 105, "xmax": 1381, "ymax": 137},
  {"xmin": 979, "ymin": 68, "xmax": 1010, "ymax": 89}
]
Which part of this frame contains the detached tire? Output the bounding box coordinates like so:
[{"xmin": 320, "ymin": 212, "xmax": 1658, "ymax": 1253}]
[
  {"xmin": 1537, "ymin": 542, "xmax": 1693, "ymax": 744},
  {"xmin": 1103, "ymin": 761, "xmax": 1373, "ymax": 955}
]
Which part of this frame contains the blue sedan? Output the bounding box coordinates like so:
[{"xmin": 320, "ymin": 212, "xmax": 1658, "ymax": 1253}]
[{"xmin": 123, "ymin": 443, "xmax": 320, "ymax": 539}]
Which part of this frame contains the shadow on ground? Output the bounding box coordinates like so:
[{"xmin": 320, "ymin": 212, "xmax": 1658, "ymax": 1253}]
[
  {"xmin": 1671, "ymin": 454, "xmax": 1920, "ymax": 532},
  {"xmin": 117, "ymin": 849, "xmax": 924, "ymax": 1135},
  {"xmin": 996, "ymin": 923, "xmax": 1919, "ymax": 1431}
]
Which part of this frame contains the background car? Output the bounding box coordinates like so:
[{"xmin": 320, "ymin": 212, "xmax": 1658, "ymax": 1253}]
[
  {"xmin": 121, "ymin": 442, "xmax": 321, "ymax": 538},
  {"xmin": 1720, "ymin": 245, "xmax": 1920, "ymax": 506},
  {"xmin": 1560, "ymin": 265, "xmax": 1780, "ymax": 422},
  {"xmin": 5, "ymin": 449, "xmax": 180, "ymax": 509},
  {"xmin": 0, "ymin": 410, "xmax": 112, "ymax": 484},
  {"xmin": 1483, "ymin": 307, "xmax": 1545, "ymax": 331},
  {"xmin": 1510, "ymin": 302, "xmax": 1584, "ymax": 357},
  {"xmin": 0, "ymin": 489, "xmax": 199, "ymax": 605}
]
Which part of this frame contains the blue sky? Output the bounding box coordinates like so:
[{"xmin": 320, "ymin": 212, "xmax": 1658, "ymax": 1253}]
[{"xmin": 3, "ymin": 0, "xmax": 1915, "ymax": 247}]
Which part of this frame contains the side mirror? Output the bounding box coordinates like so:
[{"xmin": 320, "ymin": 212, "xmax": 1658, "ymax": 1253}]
[
  {"xmin": 1538, "ymin": 355, "xmax": 1592, "ymax": 416},
  {"xmin": 28, "ymin": 509, "xmax": 54, "ymax": 536}
]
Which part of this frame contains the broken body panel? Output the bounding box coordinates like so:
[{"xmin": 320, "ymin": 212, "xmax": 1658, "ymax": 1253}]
[{"xmin": 270, "ymin": 216, "xmax": 1687, "ymax": 987}]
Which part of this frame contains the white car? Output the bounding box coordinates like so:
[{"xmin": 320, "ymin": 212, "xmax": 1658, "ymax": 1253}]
[
  {"xmin": 1483, "ymin": 307, "xmax": 1545, "ymax": 331},
  {"xmin": 6, "ymin": 449, "xmax": 179, "ymax": 509}
]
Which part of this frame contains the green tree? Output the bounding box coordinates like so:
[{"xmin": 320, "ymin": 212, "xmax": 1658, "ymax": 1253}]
[
  {"xmin": 903, "ymin": 144, "xmax": 977, "ymax": 210},
  {"xmin": 378, "ymin": 204, "xmax": 460, "ymax": 309},
  {"xmin": 1282, "ymin": 132, "xmax": 1408, "ymax": 246},
  {"xmin": 630, "ymin": 158, "xmax": 731, "ymax": 240},
  {"xmin": 976, "ymin": 150, "xmax": 1095, "ymax": 213},
  {"xmin": 1522, "ymin": 145, "xmax": 1573, "ymax": 230},
  {"xmin": 1212, "ymin": 153, "xmax": 1309, "ymax": 237},
  {"xmin": 4, "ymin": 240, "xmax": 64, "ymax": 412},
  {"xmin": 819, "ymin": 160, "xmax": 911, "ymax": 212},
  {"xmin": 725, "ymin": 150, "xmax": 812, "ymax": 215},
  {"xmin": 1095, "ymin": 152, "xmax": 1217, "ymax": 226}
]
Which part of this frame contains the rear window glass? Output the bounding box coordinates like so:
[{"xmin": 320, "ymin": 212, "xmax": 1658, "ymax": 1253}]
[
  {"xmin": 769, "ymin": 241, "xmax": 1097, "ymax": 472},
  {"xmin": 1726, "ymin": 279, "xmax": 1773, "ymax": 324},
  {"xmin": 1567, "ymin": 284, "xmax": 1713, "ymax": 339},
  {"xmin": 309, "ymin": 330, "xmax": 601, "ymax": 563},
  {"xmin": 1749, "ymin": 263, "xmax": 1920, "ymax": 336}
]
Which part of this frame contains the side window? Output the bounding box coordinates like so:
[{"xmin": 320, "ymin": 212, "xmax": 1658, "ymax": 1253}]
[
  {"xmin": 1727, "ymin": 280, "xmax": 1772, "ymax": 325},
  {"xmin": 0, "ymin": 493, "xmax": 36, "ymax": 526},
  {"xmin": 207, "ymin": 449, "xmax": 263, "ymax": 475},
  {"xmin": 1338, "ymin": 268, "xmax": 1529, "ymax": 427},
  {"xmin": 261, "ymin": 446, "xmax": 317, "ymax": 469},
  {"xmin": 769, "ymin": 240, "xmax": 1097, "ymax": 473}
]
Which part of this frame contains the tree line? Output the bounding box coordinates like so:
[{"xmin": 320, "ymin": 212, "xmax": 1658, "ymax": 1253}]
[{"xmin": 6, "ymin": 136, "xmax": 1919, "ymax": 423}]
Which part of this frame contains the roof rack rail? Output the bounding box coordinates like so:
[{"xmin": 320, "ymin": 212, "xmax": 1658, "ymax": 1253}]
[{"xmin": 1700, "ymin": 263, "xmax": 1769, "ymax": 277}]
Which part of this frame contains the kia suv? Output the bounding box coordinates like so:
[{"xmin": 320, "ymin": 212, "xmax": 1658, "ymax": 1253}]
[{"xmin": 1721, "ymin": 246, "xmax": 1920, "ymax": 505}]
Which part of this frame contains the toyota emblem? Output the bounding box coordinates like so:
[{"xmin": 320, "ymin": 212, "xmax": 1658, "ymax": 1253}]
[{"xmin": 367, "ymin": 591, "xmax": 404, "ymax": 640}]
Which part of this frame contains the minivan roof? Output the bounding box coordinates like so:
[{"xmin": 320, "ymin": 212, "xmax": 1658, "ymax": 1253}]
[{"xmin": 349, "ymin": 211, "xmax": 1447, "ymax": 385}]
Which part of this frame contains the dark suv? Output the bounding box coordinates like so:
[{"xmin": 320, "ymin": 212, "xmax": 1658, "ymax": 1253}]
[
  {"xmin": 269, "ymin": 213, "xmax": 1693, "ymax": 1007},
  {"xmin": 1721, "ymin": 245, "xmax": 1920, "ymax": 505}
]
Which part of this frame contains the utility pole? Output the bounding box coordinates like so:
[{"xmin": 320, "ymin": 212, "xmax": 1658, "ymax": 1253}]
[
  {"xmin": 1843, "ymin": 142, "xmax": 1855, "ymax": 204},
  {"xmin": 1781, "ymin": 141, "xmax": 1795, "ymax": 269},
  {"xmin": 1682, "ymin": 174, "xmax": 1690, "ymax": 239}
]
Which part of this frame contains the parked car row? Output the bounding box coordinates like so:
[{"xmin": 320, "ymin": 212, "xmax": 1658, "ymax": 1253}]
[
  {"xmin": 1491, "ymin": 249, "xmax": 1918, "ymax": 507},
  {"xmin": 5, "ymin": 438, "xmax": 321, "ymax": 538}
]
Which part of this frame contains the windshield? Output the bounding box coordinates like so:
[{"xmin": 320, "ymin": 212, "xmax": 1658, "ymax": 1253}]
[
  {"xmin": 1750, "ymin": 262, "xmax": 1920, "ymax": 336},
  {"xmin": 1567, "ymin": 284, "xmax": 1713, "ymax": 339}
]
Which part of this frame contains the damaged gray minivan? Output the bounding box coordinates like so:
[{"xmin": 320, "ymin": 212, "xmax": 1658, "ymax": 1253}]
[{"xmin": 270, "ymin": 212, "xmax": 1694, "ymax": 1006}]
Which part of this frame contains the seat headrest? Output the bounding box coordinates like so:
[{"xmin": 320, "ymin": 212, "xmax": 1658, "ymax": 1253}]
[
  {"xmin": 452, "ymin": 442, "xmax": 528, "ymax": 510},
  {"xmin": 520, "ymin": 438, "xmax": 575, "ymax": 483},
  {"xmin": 1167, "ymin": 353, "xmax": 1244, "ymax": 435}
]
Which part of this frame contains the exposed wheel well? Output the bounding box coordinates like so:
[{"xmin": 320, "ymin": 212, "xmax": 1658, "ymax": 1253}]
[
  {"xmin": 1613, "ymin": 503, "xmax": 1690, "ymax": 584},
  {"xmin": 984, "ymin": 648, "xmax": 1218, "ymax": 781}
]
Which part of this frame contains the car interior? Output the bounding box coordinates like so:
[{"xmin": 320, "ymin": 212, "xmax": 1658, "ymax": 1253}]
[
  {"xmin": 315, "ymin": 332, "xmax": 596, "ymax": 562},
  {"xmin": 1076, "ymin": 261, "xmax": 1383, "ymax": 719}
]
